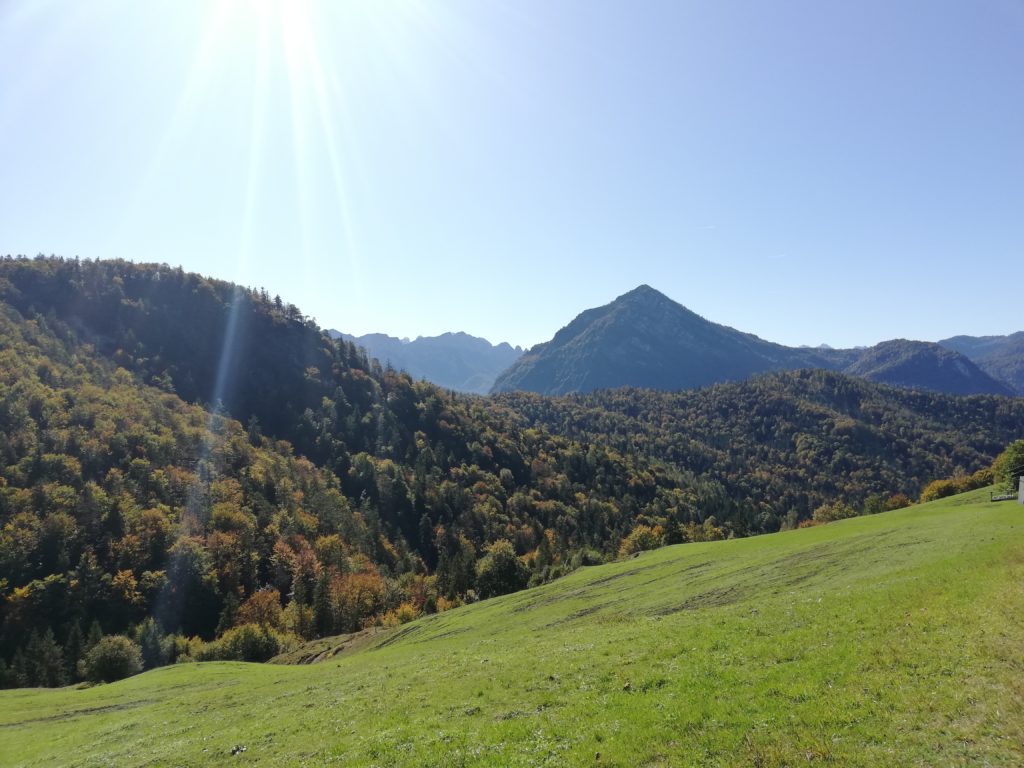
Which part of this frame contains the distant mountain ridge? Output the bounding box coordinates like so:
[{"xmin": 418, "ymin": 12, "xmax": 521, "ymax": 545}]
[
  {"xmin": 491, "ymin": 285, "xmax": 834, "ymax": 395},
  {"xmin": 939, "ymin": 332, "xmax": 1024, "ymax": 395},
  {"xmin": 327, "ymin": 329, "xmax": 521, "ymax": 394},
  {"xmin": 491, "ymin": 285, "xmax": 1016, "ymax": 397}
]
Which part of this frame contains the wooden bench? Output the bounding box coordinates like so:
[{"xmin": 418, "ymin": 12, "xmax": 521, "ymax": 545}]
[{"xmin": 990, "ymin": 491, "xmax": 1018, "ymax": 502}]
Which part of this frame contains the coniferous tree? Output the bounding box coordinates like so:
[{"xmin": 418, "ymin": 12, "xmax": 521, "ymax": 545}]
[
  {"xmin": 85, "ymin": 620, "xmax": 103, "ymax": 652},
  {"xmin": 136, "ymin": 618, "xmax": 168, "ymax": 670},
  {"xmin": 25, "ymin": 629, "xmax": 66, "ymax": 687},
  {"xmin": 64, "ymin": 621, "xmax": 84, "ymax": 682},
  {"xmin": 312, "ymin": 570, "xmax": 332, "ymax": 637},
  {"xmin": 216, "ymin": 593, "xmax": 240, "ymax": 637}
]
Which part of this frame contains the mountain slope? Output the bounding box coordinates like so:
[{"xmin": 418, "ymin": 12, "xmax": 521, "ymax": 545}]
[
  {"xmin": 5, "ymin": 489, "xmax": 1022, "ymax": 766},
  {"xmin": 327, "ymin": 330, "xmax": 522, "ymax": 394},
  {"xmin": 940, "ymin": 332, "xmax": 1024, "ymax": 394},
  {"xmin": 496, "ymin": 369, "xmax": 1024, "ymax": 519},
  {"xmin": 843, "ymin": 339, "xmax": 1014, "ymax": 396},
  {"xmin": 491, "ymin": 285, "xmax": 831, "ymax": 395},
  {"xmin": 492, "ymin": 285, "xmax": 1014, "ymax": 397},
  {"xmin": 0, "ymin": 257, "xmax": 708, "ymax": 671}
]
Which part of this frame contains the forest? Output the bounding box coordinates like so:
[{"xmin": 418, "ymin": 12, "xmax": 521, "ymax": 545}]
[{"xmin": 2, "ymin": 256, "xmax": 1022, "ymax": 687}]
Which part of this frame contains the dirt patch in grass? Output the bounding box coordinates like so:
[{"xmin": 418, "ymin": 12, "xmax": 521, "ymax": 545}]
[
  {"xmin": 650, "ymin": 583, "xmax": 751, "ymax": 615},
  {"xmin": 372, "ymin": 624, "xmax": 422, "ymax": 650},
  {"xmin": 541, "ymin": 601, "xmax": 622, "ymax": 629},
  {"xmin": 1, "ymin": 701, "xmax": 146, "ymax": 728}
]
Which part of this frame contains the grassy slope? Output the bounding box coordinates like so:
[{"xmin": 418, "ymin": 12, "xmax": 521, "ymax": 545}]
[{"xmin": 2, "ymin": 489, "xmax": 1023, "ymax": 767}]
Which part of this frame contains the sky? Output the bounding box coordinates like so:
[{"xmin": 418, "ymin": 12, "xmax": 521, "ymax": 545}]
[{"xmin": 1, "ymin": 0, "xmax": 1022, "ymax": 350}]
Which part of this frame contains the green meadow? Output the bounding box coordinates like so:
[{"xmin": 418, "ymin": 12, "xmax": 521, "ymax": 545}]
[{"xmin": 2, "ymin": 488, "xmax": 1022, "ymax": 767}]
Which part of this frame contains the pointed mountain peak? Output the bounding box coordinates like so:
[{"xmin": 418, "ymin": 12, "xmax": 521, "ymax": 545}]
[{"xmin": 618, "ymin": 284, "xmax": 670, "ymax": 302}]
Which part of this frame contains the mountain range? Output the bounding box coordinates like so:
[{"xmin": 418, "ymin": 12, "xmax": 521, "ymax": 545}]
[
  {"xmin": 326, "ymin": 330, "xmax": 521, "ymax": 395},
  {"xmin": 332, "ymin": 287, "xmax": 1021, "ymax": 398},
  {"xmin": 938, "ymin": 331, "xmax": 1024, "ymax": 395},
  {"xmin": 490, "ymin": 285, "xmax": 1019, "ymax": 397}
]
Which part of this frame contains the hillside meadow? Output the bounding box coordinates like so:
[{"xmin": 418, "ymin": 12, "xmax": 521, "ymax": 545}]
[{"xmin": 2, "ymin": 488, "xmax": 1022, "ymax": 767}]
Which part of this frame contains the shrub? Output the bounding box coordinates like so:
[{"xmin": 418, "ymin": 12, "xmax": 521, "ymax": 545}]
[
  {"xmin": 475, "ymin": 540, "xmax": 529, "ymax": 599},
  {"xmin": 394, "ymin": 602, "xmax": 419, "ymax": 624},
  {"xmin": 992, "ymin": 440, "xmax": 1024, "ymax": 491},
  {"xmin": 811, "ymin": 501, "xmax": 857, "ymax": 524},
  {"xmin": 79, "ymin": 635, "xmax": 143, "ymax": 683},
  {"xmin": 919, "ymin": 479, "xmax": 958, "ymax": 504},
  {"xmin": 193, "ymin": 623, "xmax": 298, "ymax": 662},
  {"xmin": 618, "ymin": 525, "xmax": 663, "ymax": 558},
  {"xmin": 884, "ymin": 493, "xmax": 912, "ymax": 511}
]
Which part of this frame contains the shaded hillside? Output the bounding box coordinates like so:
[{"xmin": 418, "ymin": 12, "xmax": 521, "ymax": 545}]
[
  {"xmin": 327, "ymin": 330, "xmax": 521, "ymax": 394},
  {"xmin": 843, "ymin": 339, "xmax": 1013, "ymax": 396},
  {"xmin": 491, "ymin": 285, "xmax": 830, "ymax": 395},
  {"xmin": 940, "ymin": 331, "xmax": 1024, "ymax": 394},
  {"xmin": 491, "ymin": 285, "xmax": 1014, "ymax": 397}
]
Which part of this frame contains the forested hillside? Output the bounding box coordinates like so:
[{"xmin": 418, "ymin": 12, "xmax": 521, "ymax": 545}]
[
  {"xmin": 1, "ymin": 256, "xmax": 1022, "ymax": 689},
  {"xmin": 842, "ymin": 339, "xmax": 1013, "ymax": 395},
  {"xmin": 941, "ymin": 332, "xmax": 1024, "ymax": 395},
  {"xmin": 0, "ymin": 257, "xmax": 700, "ymax": 685},
  {"xmin": 496, "ymin": 370, "xmax": 1024, "ymax": 529}
]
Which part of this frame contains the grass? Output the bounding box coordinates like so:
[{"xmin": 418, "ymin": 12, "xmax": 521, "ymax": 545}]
[{"xmin": 3, "ymin": 488, "xmax": 1023, "ymax": 766}]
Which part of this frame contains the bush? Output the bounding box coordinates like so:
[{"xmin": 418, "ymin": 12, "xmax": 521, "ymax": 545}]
[
  {"xmin": 192, "ymin": 624, "xmax": 298, "ymax": 662},
  {"xmin": 884, "ymin": 493, "xmax": 912, "ymax": 511},
  {"xmin": 920, "ymin": 466, "xmax": 996, "ymax": 503},
  {"xmin": 569, "ymin": 548, "xmax": 605, "ymax": 569},
  {"xmin": 618, "ymin": 525, "xmax": 663, "ymax": 558},
  {"xmin": 992, "ymin": 440, "xmax": 1024, "ymax": 491},
  {"xmin": 79, "ymin": 635, "xmax": 143, "ymax": 683},
  {"xmin": 919, "ymin": 479, "xmax": 958, "ymax": 504},
  {"xmin": 811, "ymin": 501, "xmax": 857, "ymax": 524},
  {"xmin": 379, "ymin": 602, "xmax": 419, "ymax": 628},
  {"xmin": 475, "ymin": 540, "xmax": 530, "ymax": 599}
]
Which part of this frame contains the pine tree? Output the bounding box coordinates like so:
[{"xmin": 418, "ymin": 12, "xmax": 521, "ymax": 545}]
[
  {"xmin": 25, "ymin": 628, "xmax": 66, "ymax": 687},
  {"xmin": 86, "ymin": 620, "xmax": 103, "ymax": 651},
  {"xmin": 10, "ymin": 649, "xmax": 28, "ymax": 687},
  {"xmin": 64, "ymin": 621, "xmax": 85, "ymax": 682},
  {"xmin": 312, "ymin": 570, "xmax": 332, "ymax": 637},
  {"xmin": 216, "ymin": 593, "xmax": 240, "ymax": 636},
  {"xmin": 136, "ymin": 618, "xmax": 168, "ymax": 669}
]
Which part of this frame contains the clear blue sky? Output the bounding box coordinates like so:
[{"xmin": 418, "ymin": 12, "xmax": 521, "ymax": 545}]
[{"xmin": 2, "ymin": 1, "xmax": 1022, "ymax": 349}]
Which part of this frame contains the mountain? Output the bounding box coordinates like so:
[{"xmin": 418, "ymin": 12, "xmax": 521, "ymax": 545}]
[
  {"xmin": 843, "ymin": 339, "xmax": 1014, "ymax": 396},
  {"xmin": 491, "ymin": 285, "xmax": 834, "ymax": 395},
  {"xmin": 326, "ymin": 330, "xmax": 521, "ymax": 394},
  {"xmin": 491, "ymin": 285, "xmax": 1014, "ymax": 397},
  {"xmin": 939, "ymin": 332, "xmax": 1024, "ymax": 395}
]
